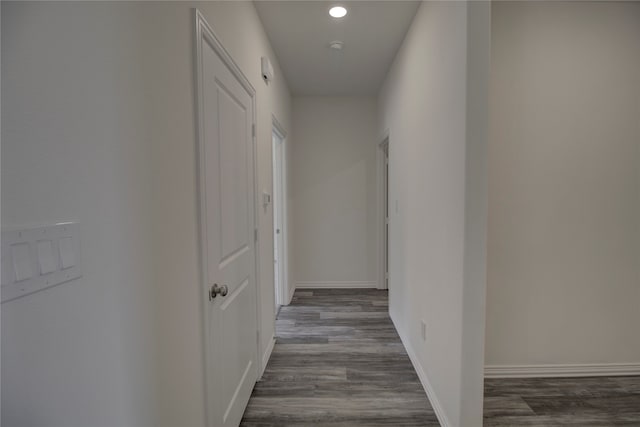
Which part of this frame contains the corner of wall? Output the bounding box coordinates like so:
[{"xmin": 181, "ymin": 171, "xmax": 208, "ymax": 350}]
[
  {"xmin": 287, "ymin": 282, "xmax": 296, "ymax": 304},
  {"xmin": 377, "ymin": 2, "xmax": 491, "ymax": 426},
  {"xmin": 459, "ymin": 1, "xmax": 491, "ymax": 425}
]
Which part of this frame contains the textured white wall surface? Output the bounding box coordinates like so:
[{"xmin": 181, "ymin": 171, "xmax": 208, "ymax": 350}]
[
  {"xmin": 292, "ymin": 96, "xmax": 378, "ymax": 287},
  {"xmin": 487, "ymin": 1, "xmax": 640, "ymax": 368},
  {"xmin": 378, "ymin": 2, "xmax": 490, "ymax": 425}
]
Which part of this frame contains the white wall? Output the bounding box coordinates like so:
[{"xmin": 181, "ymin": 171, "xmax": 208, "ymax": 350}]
[
  {"xmin": 3, "ymin": 4, "xmax": 157, "ymax": 426},
  {"xmin": 292, "ymin": 96, "xmax": 378, "ymax": 287},
  {"xmin": 1, "ymin": 2, "xmax": 4, "ymax": 421},
  {"xmin": 1, "ymin": 2, "xmax": 291, "ymax": 426},
  {"xmin": 486, "ymin": 2, "xmax": 640, "ymax": 369},
  {"xmin": 377, "ymin": 2, "xmax": 490, "ymax": 426}
]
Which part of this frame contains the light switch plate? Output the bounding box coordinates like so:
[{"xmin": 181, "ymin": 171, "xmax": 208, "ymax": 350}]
[{"xmin": 2, "ymin": 223, "xmax": 82, "ymax": 303}]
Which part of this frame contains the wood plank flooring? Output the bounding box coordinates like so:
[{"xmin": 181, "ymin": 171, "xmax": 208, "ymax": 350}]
[
  {"xmin": 240, "ymin": 288, "xmax": 438, "ymax": 426},
  {"xmin": 241, "ymin": 288, "xmax": 640, "ymax": 426},
  {"xmin": 484, "ymin": 376, "xmax": 640, "ymax": 426}
]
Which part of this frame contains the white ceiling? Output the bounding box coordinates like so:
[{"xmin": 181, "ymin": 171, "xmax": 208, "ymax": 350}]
[{"xmin": 254, "ymin": 1, "xmax": 421, "ymax": 96}]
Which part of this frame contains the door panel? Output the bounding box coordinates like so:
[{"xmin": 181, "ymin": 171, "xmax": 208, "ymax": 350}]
[
  {"xmin": 219, "ymin": 277, "xmax": 255, "ymax": 422},
  {"xmin": 197, "ymin": 11, "xmax": 258, "ymax": 427},
  {"xmin": 218, "ymin": 84, "xmax": 249, "ymax": 257}
]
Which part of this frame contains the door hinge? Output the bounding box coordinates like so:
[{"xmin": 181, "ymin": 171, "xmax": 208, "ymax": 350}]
[
  {"xmin": 252, "ymin": 124, "xmax": 256, "ymax": 138},
  {"xmin": 254, "ymin": 228, "xmax": 258, "ymax": 242}
]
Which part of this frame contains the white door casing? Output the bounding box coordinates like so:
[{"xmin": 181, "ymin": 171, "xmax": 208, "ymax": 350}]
[
  {"xmin": 194, "ymin": 10, "xmax": 260, "ymax": 427},
  {"xmin": 272, "ymin": 127, "xmax": 286, "ymax": 308},
  {"xmin": 377, "ymin": 133, "xmax": 390, "ymax": 290},
  {"xmin": 272, "ymin": 117, "xmax": 289, "ymax": 306}
]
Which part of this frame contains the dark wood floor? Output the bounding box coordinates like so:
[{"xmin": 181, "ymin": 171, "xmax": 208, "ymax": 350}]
[
  {"xmin": 241, "ymin": 289, "xmax": 640, "ymax": 426},
  {"xmin": 484, "ymin": 376, "xmax": 640, "ymax": 426},
  {"xmin": 241, "ymin": 288, "xmax": 438, "ymax": 426}
]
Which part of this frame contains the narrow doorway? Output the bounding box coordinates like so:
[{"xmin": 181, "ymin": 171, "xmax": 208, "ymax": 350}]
[
  {"xmin": 379, "ymin": 137, "xmax": 390, "ymax": 290},
  {"xmin": 272, "ymin": 122, "xmax": 288, "ymax": 311}
]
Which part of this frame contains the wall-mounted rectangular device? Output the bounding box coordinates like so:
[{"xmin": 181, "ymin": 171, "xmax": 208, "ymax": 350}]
[
  {"xmin": 261, "ymin": 56, "xmax": 274, "ymax": 84},
  {"xmin": 1, "ymin": 223, "xmax": 82, "ymax": 303}
]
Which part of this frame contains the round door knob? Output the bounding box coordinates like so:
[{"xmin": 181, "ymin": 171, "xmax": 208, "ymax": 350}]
[{"xmin": 209, "ymin": 284, "xmax": 229, "ymax": 300}]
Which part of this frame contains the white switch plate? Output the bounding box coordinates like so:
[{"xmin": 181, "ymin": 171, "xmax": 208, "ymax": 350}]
[{"xmin": 2, "ymin": 223, "xmax": 82, "ymax": 303}]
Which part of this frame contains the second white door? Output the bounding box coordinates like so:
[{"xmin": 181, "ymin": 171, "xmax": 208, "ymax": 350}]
[{"xmin": 272, "ymin": 130, "xmax": 286, "ymax": 308}]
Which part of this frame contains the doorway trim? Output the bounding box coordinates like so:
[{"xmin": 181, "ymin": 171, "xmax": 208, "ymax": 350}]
[
  {"xmin": 193, "ymin": 9, "xmax": 261, "ymax": 426},
  {"xmin": 377, "ymin": 130, "xmax": 390, "ymax": 290},
  {"xmin": 271, "ymin": 115, "xmax": 290, "ymax": 306}
]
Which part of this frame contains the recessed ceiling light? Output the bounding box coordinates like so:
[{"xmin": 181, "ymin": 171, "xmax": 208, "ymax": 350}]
[
  {"xmin": 329, "ymin": 6, "xmax": 347, "ymax": 18},
  {"xmin": 329, "ymin": 40, "xmax": 344, "ymax": 50}
]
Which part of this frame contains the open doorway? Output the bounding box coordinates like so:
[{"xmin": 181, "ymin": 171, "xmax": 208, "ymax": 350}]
[
  {"xmin": 272, "ymin": 118, "xmax": 288, "ymax": 312},
  {"xmin": 378, "ymin": 135, "xmax": 390, "ymax": 290}
]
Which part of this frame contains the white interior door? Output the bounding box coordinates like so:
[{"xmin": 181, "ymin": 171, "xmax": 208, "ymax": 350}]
[
  {"xmin": 384, "ymin": 145, "xmax": 389, "ymax": 289},
  {"xmin": 272, "ymin": 131, "xmax": 285, "ymax": 309},
  {"xmin": 379, "ymin": 139, "xmax": 389, "ymax": 290},
  {"xmin": 195, "ymin": 11, "xmax": 258, "ymax": 427}
]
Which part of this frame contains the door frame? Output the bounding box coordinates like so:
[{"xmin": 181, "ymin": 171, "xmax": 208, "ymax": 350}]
[
  {"xmin": 271, "ymin": 116, "xmax": 289, "ymax": 307},
  {"xmin": 193, "ymin": 9, "xmax": 261, "ymax": 426},
  {"xmin": 377, "ymin": 130, "xmax": 390, "ymax": 290}
]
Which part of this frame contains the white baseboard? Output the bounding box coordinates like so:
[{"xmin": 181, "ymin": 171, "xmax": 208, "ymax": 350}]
[
  {"xmin": 259, "ymin": 336, "xmax": 276, "ymax": 379},
  {"xmin": 287, "ymin": 282, "xmax": 295, "ymax": 304},
  {"xmin": 376, "ymin": 277, "xmax": 388, "ymax": 290},
  {"xmin": 390, "ymin": 314, "xmax": 452, "ymax": 427},
  {"xmin": 485, "ymin": 363, "xmax": 640, "ymax": 378},
  {"xmin": 295, "ymin": 281, "xmax": 377, "ymax": 289}
]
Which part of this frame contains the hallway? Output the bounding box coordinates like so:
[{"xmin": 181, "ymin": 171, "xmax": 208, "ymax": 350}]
[
  {"xmin": 240, "ymin": 289, "xmax": 438, "ymax": 426},
  {"xmin": 3, "ymin": 2, "xmax": 640, "ymax": 426}
]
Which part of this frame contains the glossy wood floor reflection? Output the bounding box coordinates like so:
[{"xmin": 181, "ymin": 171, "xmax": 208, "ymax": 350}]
[
  {"xmin": 484, "ymin": 376, "xmax": 640, "ymax": 426},
  {"xmin": 240, "ymin": 288, "xmax": 438, "ymax": 426}
]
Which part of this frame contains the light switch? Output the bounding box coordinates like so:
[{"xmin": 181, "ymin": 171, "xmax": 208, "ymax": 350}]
[
  {"xmin": 11, "ymin": 243, "xmax": 33, "ymax": 282},
  {"xmin": 59, "ymin": 236, "xmax": 76, "ymax": 269},
  {"xmin": 37, "ymin": 240, "xmax": 58, "ymax": 275},
  {"xmin": 2, "ymin": 223, "xmax": 82, "ymax": 303}
]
